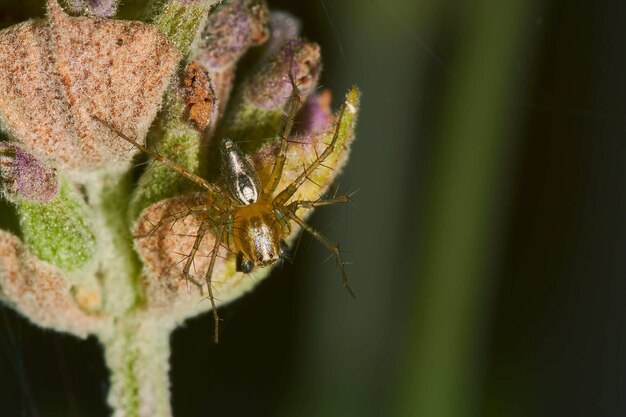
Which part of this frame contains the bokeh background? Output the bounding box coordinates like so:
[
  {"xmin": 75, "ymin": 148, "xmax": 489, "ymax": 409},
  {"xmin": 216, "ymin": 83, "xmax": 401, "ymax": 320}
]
[{"xmin": 1, "ymin": 0, "xmax": 626, "ymax": 416}]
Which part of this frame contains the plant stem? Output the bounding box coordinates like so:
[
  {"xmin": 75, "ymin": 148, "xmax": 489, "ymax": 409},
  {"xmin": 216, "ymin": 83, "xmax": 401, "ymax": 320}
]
[
  {"xmin": 97, "ymin": 3, "xmax": 221, "ymax": 413},
  {"xmin": 89, "ymin": 171, "xmax": 172, "ymax": 416},
  {"xmin": 101, "ymin": 319, "xmax": 174, "ymax": 417}
]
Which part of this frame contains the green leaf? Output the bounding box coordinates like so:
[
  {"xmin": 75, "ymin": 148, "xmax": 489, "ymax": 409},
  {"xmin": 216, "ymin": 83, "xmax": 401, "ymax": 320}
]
[
  {"xmin": 153, "ymin": 0, "xmax": 221, "ymax": 58},
  {"xmin": 129, "ymin": 121, "xmax": 201, "ymax": 219},
  {"xmin": 17, "ymin": 178, "xmax": 95, "ymax": 271}
]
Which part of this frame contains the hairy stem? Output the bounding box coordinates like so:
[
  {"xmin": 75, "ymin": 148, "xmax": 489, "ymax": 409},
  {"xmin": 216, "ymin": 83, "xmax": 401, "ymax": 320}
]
[
  {"xmin": 101, "ymin": 320, "xmax": 174, "ymax": 417},
  {"xmin": 85, "ymin": 172, "xmax": 141, "ymax": 315},
  {"xmin": 95, "ymin": 4, "xmax": 223, "ymax": 415},
  {"xmin": 88, "ymin": 172, "xmax": 165, "ymax": 416}
]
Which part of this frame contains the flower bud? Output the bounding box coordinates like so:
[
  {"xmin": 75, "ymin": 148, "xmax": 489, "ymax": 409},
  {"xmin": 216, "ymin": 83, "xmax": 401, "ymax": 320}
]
[
  {"xmin": 264, "ymin": 11, "xmax": 301, "ymax": 58},
  {"xmin": 65, "ymin": 0, "xmax": 119, "ymax": 17},
  {"xmin": 0, "ymin": 143, "xmax": 58, "ymax": 202},
  {"xmin": 195, "ymin": 0, "xmax": 269, "ymax": 70},
  {"xmin": 243, "ymin": 38, "xmax": 321, "ymax": 110},
  {"xmin": 192, "ymin": 0, "xmax": 270, "ymax": 111},
  {"xmin": 298, "ymin": 89, "xmax": 334, "ymax": 136}
]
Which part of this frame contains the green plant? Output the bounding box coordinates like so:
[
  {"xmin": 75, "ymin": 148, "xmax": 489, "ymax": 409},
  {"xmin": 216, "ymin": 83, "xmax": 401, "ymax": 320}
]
[{"xmin": 0, "ymin": 1, "xmax": 359, "ymax": 415}]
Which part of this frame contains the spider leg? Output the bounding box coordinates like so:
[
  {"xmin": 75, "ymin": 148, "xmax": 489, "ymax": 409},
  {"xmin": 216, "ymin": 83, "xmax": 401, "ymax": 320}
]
[
  {"xmin": 261, "ymin": 74, "xmax": 304, "ymax": 199},
  {"xmin": 205, "ymin": 223, "xmax": 226, "ymax": 344},
  {"xmin": 273, "ymin": 104, "xmax": 347, "ymax": 206},
  {"xmin": 287, "ymin": 212, "xmax": 356, "ymax": 298},
  {"xmin": 93, "ymin": 115, "xmax": 217, "ymax": 192},
  {"xmin": 288, "ymin": 195, "xmax": 350, "ymax": 210},
  {"xmin": 181, "ymin": 222, "xmax": 210, "ymax": 294},
  {"xmin": 135, "ymin": 205, "xmax": 207, "ymax": 239}
]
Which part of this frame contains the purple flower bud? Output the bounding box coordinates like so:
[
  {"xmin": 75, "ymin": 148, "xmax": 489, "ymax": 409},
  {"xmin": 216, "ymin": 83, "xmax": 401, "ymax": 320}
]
[
  {"xmin": 264, "ymin": 11, "xmax": 301, "ymax": 57},
  {"xmin": 297, "ymin": 90, "xmax": 334, "ymax": 136},
  {"xmin": 65, "ymin": 0, "xmax": 119, "ymax": 17},
  {"xmin": 195, "ymin": 0, "xmax": 269, "ymax": 71},
  {"xmin": 0, "ymin": 143, "xmax": 58, "ymax": 202},
  {"xmin": 192, "ymin": 0, "xmax": 269, "ymax": 117},
  {"xmin": 243, "ymin": 38, "xmax": 321, "ymax": 110}
]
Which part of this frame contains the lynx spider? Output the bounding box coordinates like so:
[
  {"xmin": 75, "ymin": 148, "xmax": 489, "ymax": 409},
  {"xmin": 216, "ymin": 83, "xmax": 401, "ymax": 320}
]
[{"xmin": 96, "ymin": 75, "xmax": 354, "ymax": 342}]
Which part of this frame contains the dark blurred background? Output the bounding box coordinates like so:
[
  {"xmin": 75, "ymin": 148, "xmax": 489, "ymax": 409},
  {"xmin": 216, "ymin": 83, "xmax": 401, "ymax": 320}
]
[{"xmin": 1, "ymin": 0, "xmax": 626, "ymax": 416}]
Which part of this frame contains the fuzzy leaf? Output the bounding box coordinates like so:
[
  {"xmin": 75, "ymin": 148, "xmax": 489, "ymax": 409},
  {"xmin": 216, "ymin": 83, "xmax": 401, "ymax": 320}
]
[
  {"xmin": 17, "ymin": 178, "xmax": 96, "ymax": 271},
  {"xmin": 129, "ymin": 122, "xmax": 201, "ymax": 220},
  {"xmin": 153, "ymin": 0, "xmax": 221, "ymax": 57},
  {"xmin": 0, "ymin": 0, "xmax": 180, "ymax": 174},
  {"xmin": 0, "ymin": 230, "xmax": 103, "ymax": 337}
]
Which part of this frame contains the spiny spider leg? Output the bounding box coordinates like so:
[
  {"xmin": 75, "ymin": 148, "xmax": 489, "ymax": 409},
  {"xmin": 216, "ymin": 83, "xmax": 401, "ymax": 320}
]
[
  {"xmin": 261, "ymin": 74, "xmax": 304, "ymax": 198},
  {"xmin": 136, "ymin": 205, "xmax": 208, "ymax": 239},
  {"xmin": 205, "ymin": 223, "xmax": 226, "ymax": 343},
  {"xmin": 287, "ymin": 213, "xmax": 356, "ymax": 298},
  {"xmin": 273, "ymin": 103, "xmax": 347, "ymax": 206},
  {"xmin": 181, "ymin": 222, "xmax": 210, "ymax": 293},
  {"xmin": 93, "ymin": 115, "xmax": 216, "ymax": 192},
  {"xmin": 288, "ymin": 195, "xmax": 350, "ymax": 210}
]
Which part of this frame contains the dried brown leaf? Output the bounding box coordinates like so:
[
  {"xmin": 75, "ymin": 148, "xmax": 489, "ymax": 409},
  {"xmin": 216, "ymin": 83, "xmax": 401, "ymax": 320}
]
[
  {"xmin": 0, "ymin": 230, "xmax": 103, "ymax": 337},
  {"xmin": 0, "ymin": 0, "xmax": 180, "ymax": 173}
]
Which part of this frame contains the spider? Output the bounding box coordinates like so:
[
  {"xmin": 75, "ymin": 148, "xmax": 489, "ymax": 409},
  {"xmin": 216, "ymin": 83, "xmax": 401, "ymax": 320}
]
[{"xmin": 95, "ymin": 76, "xmax": 354, "ymax": 342}]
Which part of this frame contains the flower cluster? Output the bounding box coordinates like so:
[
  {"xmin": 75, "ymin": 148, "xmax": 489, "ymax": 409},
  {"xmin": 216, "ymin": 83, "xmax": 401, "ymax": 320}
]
[{"xmin": 0, "ymin": 1, "xmax": 359, "ymax": 416}]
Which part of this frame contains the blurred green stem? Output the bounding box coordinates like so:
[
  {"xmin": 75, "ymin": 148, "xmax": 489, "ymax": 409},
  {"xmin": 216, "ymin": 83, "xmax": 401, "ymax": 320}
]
[{"xmin": 397, "ymin": 1, "xmax": 536, "ymax": 416}]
